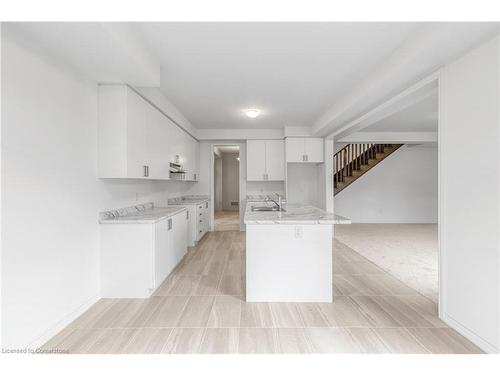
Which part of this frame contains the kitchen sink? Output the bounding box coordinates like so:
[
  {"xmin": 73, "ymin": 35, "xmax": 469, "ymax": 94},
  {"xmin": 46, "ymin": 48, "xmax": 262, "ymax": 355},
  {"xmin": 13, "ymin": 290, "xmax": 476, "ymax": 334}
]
[{"xmin": 251, "ymin": 206, "xmax": 286, "ymax": 212}]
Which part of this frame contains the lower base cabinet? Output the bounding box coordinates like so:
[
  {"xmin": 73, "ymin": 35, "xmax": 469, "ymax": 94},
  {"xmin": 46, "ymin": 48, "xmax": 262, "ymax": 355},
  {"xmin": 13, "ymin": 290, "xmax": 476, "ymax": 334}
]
[
  {"xmin": 182, "ymin": 201, "xmax": 210, "ymax": 246},
  {"xmin": 101, "ymin": 209, "xmax": 188, "ymax": 298}
]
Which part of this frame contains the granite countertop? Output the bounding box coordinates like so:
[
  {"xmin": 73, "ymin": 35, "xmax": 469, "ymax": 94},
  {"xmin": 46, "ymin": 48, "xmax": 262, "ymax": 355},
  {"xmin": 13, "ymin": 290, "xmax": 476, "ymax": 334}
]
[
  {"xmin": 168, "ymin": 195, "xmax": 210, "ymax": 205},
  {"xmin": 246, "ymin": 194, "xmax": 287, "ymax": 203},
  {"xmin": 100, "ymin": 203, "xmax": 186, "ymax": 224},
  {"xmin": 244, "ymin": 202, "xmax": 351, "ymax": 225}
]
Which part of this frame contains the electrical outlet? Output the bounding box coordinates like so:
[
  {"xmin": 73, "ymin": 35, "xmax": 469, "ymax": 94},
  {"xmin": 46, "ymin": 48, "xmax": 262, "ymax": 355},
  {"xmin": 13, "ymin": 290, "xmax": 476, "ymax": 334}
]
[{"xmin": 294, "ymin": 226, "xmax": 303, "ymax": 238}]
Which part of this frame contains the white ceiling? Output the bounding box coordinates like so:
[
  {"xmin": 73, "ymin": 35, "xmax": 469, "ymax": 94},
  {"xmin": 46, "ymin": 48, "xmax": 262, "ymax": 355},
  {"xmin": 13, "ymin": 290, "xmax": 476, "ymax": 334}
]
[
  {"xmin": 136, "ymin": 23, "xmax": 419, "ymax": 129},
  {"xmin": 362, "ymin": 92, "xmax": 438, "ymax": 132}
]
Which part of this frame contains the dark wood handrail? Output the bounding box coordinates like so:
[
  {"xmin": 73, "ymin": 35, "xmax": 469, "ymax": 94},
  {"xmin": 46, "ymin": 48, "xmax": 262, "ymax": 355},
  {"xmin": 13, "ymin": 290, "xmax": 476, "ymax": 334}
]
[
  {"xmin": 334, "ymin": 143, "xmax": 393, "ymax": 189},
  {"xmin": 334, "ymin": 143, "xmax": 351, "ymax": 158}
]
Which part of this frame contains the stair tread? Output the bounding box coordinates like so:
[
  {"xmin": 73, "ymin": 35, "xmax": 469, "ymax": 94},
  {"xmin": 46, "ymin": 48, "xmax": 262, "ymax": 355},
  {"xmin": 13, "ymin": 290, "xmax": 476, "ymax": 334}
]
[{"xmin": 334, "ymin": 144, "xmax": 403, "ymax": 195}]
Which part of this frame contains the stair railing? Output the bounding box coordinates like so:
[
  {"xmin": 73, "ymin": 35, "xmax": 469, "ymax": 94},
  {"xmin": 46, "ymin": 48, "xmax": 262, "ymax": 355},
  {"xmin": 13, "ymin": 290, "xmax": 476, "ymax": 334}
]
[{"xmin": 334, "ymin": 143, "xmax": 390, "ymax": 188}]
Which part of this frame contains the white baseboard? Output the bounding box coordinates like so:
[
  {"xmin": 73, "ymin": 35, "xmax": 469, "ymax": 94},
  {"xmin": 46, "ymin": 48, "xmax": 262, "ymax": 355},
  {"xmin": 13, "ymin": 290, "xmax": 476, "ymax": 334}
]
[
  {"xmin": 441, "ymin": 312, "xmax": 498, "ymax": 354},
  {"xmin": 28, "ymin": 294, "xmax": 100, "ymax": 349}
]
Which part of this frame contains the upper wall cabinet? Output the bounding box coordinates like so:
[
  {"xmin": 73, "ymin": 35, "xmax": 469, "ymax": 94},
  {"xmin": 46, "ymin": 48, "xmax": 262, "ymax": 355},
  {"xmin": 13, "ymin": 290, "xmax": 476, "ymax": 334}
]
[
  {"xmin": 285, "ymin": 137, "xmax": 324, "ymax": 163},
  {"xmin": 98, "ymin": 85, "xmax": 199, "ymax": 180},
  {"xmin": 247, "ymin": 140, "xmax": 285, "ymax": 181}
]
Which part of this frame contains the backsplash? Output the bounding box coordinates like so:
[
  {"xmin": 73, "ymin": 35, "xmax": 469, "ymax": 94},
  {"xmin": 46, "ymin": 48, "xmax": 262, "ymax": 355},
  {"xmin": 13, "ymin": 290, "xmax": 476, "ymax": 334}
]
[
  {"xmin": 99, "ymin": 202, "xmax": 155, "ymax": 221},
  {"xmin": 168, "ymin": 195, "xmax": 210, "ymax": 204}
]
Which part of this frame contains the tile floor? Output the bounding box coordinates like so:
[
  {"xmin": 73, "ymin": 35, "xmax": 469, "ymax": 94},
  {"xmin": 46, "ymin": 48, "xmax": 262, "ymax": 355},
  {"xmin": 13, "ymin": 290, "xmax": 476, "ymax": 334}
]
[
  {"xmin": 335, "ymin": 224, "xmax": 438, "ymax": 302},
  {"xmin": 214, "ymin": 211, "xmax": 240, "ymax": 231},
  {"xmin": 41, "ymin": 231, "xmax": 482, "ymax": 354}
]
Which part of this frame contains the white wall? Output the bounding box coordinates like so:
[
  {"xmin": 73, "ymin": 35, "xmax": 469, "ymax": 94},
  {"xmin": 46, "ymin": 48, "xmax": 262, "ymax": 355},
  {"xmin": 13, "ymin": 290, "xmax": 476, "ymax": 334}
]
[
  {"xmin": 334, "ymin": 145, "xmax": 438, "ymax": 223},
  {"xmin": 440, "ymin": 36, "xmax": 500, "ymax": 353},
  {"xmin": 0, "ymin": 27, "xmax": 196, "ymax": 348},
  {"xmin": 221, "ymin": 153, "xmax": 239, "ymax": 211},
  {"xmin": 214, "ymin": 156, "xmax": 222, "ymax": 211},
  {"xmin": 246, "ymin": 181, "xmax": 285, "ymax": 198},
  {"xmin": 287, "ymin": 164, "xmax": 322, "ymax": 207}
]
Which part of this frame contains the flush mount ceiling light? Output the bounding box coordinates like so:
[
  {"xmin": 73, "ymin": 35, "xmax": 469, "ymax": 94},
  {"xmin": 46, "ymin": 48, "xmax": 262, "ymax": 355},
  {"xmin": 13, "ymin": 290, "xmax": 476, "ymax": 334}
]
[{"xmin": 244, "ymin": 109, "xmax": 261, "ymax": 118}]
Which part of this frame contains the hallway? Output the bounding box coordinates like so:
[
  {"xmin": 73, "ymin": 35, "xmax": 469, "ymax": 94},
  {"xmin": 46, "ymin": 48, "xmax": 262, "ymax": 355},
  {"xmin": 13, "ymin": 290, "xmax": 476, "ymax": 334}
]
[{"xmin": 214, "ymin": 211, "xmax": 240, "ymax": 231}]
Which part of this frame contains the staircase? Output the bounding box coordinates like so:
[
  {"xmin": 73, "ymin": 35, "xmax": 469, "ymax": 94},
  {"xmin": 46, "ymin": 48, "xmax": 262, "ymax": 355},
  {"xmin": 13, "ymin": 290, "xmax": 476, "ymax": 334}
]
[{"xmin": 334, "ymin": 143, "xmax": 403, "ymax": 195}]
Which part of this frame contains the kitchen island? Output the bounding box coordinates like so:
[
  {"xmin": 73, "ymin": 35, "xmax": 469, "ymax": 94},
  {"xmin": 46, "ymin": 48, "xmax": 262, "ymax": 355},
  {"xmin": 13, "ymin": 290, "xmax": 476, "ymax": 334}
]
[{"xmin": 244, "ymin": 201, "xmax": 350, "ymax": 302}]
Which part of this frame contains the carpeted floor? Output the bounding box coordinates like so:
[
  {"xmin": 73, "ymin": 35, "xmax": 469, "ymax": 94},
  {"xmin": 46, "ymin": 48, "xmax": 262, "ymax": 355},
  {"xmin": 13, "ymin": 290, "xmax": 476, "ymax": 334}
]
[{"xmin": 334, "ymin": 223, "xmax": 438, "ymax": 302}]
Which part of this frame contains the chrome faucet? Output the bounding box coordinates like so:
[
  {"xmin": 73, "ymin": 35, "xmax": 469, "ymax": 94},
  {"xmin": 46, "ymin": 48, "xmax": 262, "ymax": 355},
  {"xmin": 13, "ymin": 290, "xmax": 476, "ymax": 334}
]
[{"xmin": 267, "ymin": 192, "xmax": 282, "ymax": 211}]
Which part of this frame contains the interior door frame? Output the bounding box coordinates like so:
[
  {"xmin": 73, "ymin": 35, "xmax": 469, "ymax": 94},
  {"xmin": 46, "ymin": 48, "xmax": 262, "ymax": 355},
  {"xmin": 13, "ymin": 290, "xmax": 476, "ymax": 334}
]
[
  {"xmin": 328, "ymin": 71, "xmax": 442, "ymax": 314},
  {"xmin": 209, "ymin": 141, "xmax": 246, "ymax": 232}
]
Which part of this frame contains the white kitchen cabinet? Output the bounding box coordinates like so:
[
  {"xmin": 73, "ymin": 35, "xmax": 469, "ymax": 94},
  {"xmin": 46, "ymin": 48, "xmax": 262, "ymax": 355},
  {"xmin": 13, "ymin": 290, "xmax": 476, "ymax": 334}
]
[
  {"xmin": 100, "ymin": 209, "xmax": 188, "ymax": 298},
  {"xmin": 285, "ymin": 137, "xmax": 324, "ymax": 163},
  {"xmin": 180, "ymin": 200, "xmax": 209, "ymax": 246},
  {"xmin": 99, "ymin": 85, "xmax": 168, "ymax": 179},
  {"xmin": 154, "ymin": 219, "xmax": 170, "ymax": 286},
  {"xmin": 265, "ymin": 140, "xmax": 285, "ymax": 180},
  {"xmin": 246, "ymin": 140, "xmax": 267, "ymax": 180},
  {"xmin": 247, "ymin": 140, "xmax": 285, "ymax": 181},
  {"xmin": 304, "ymin": 138, "xmax": 324, "ymax": 163},
  {"xmin": 98, "ymin": 84, "xmax": 199, "ymax": 181},
  {"xmin": 149, "ymin": 103, "xmax": 172, "ymax": 179},
  {"xmin": 196, "ymin": 201, "xmax": 210, "ymax": 241},
  {"xmin": 170, "ymin": 211, "xmax": 188, "ymax": 269},
  {"xmin": 183, "ymin": 135, "xmax": 199, "ymax": 181},
  {"xmin": 284, "ymin": 138, "xmax": 305, "ymax": 163}
]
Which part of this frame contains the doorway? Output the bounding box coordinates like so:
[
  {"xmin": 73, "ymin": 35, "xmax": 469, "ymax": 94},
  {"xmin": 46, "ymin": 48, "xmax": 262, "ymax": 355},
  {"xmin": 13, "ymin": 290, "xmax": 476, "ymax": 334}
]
[
  {"xmin": 332, "ymin": 75, "xmax": 440, "ymax": 304},
  {"xmin": 213, "ymin": 145, "xmax": 240, "ymax": 231}
]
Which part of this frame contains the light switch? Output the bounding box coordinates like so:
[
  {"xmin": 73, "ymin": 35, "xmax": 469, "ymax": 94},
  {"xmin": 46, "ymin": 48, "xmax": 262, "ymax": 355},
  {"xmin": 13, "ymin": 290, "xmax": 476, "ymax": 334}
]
[{"xmin": 294, "ymin": 226, "xmax": 303, "ymax": 238}]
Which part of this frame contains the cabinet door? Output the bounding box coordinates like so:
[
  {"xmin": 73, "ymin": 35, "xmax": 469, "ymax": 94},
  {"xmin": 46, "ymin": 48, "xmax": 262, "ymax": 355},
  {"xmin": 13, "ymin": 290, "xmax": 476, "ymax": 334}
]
[
  {"xmin": 265, "ymin": 140, "xmax": 285, "ymax": 180},
  {"xmin": 305, "ymin": 138, "xmax": 324, "ymax": 163},
  {"xmin": 184, "ymin": 136, "xmax": 199, "ymax": 181},
  {"xmin": 185, "ymin": 206, "xmax": 196, "ymax": 246},
  {"xmin": 148, "ymin": 104, "xmax": 171, "ymax": 179},
  {"xmin": 285, "ymin": 138, "xmax": 305, "ymax": 162},
  {"xmin": 193, "ymin": 138, "xmax": 200, "ymax": 181},
  {"xmin": 127, "ymin": 89, "xmax": 152, "ymax": 178},
  {"xmin": 168, "ymin": 121, "xmax": 185, "ymax": 165},
  {"xmin": 154, "ymin": 219, "xmax": 170, "ymax": 287},
  {"xmin": 170, "ymin": 212, "xmax": 188, "ymax": 269},
  {"xmin": 196, "ymin": 205, "xmax": 205, "ymax": 240},
  {"xmin": 247, "ymin": 140, "xmax": 266, "ymax": 180}
]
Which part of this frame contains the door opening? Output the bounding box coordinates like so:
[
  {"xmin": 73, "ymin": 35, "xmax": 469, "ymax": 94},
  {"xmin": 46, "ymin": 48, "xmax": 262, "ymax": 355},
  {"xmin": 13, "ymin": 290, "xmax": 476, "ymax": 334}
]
[{"xmin": 213, "ymin": 145, "xmax": 240, "ymax": 231}]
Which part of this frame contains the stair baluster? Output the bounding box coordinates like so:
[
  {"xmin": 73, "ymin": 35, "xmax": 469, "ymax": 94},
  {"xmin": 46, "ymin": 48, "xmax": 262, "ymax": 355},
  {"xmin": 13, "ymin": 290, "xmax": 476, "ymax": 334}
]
[{"xmin": 333, "ymin": 143, "xmax": 404, "ymax": 196}]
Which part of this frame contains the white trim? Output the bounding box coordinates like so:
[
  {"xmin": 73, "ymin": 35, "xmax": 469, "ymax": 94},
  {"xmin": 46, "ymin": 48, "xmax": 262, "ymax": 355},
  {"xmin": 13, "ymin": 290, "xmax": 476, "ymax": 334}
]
[
  {"xmin": 442, "ymin": 312, "xmax": 498, "ymax": 354},
  {"xmin": 209, "ymin": 141, "xmax": 246, "ymax": 232},
  {"xmin": 437, "ymin": 70, "xmax": 445, "ymax": 321},
  {"xmin": 28, "ymin": 294, "xmax": 100, "ymax": 349},
  {"xmin": 338, "ymin": 131, "xmax": 437, "ymax": 144}
]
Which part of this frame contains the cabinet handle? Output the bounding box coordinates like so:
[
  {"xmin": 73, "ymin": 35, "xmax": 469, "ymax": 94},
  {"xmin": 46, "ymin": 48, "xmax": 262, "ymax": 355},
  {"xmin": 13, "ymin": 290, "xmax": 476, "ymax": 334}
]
[
  {"xmin": 205, "ymin": 202, "xmax": 208, "ymax": 209},
  {"xmin": 199, "ymin": 219, "xmax": 203, "ymax": 223},
  {"xmin": 194, "ymin": 173, "xmax": 197, "ymax": 180},
  {"xmin": 143, "ymin": 165, "xmax": 149, "ymax": 177},
  {"xmin": 186, "ymin": 211, "xmax": 189, "ymax": 219},
  {"xmin": 168, "ymin": 218, "xmax": 172, "ymax": 230}
]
